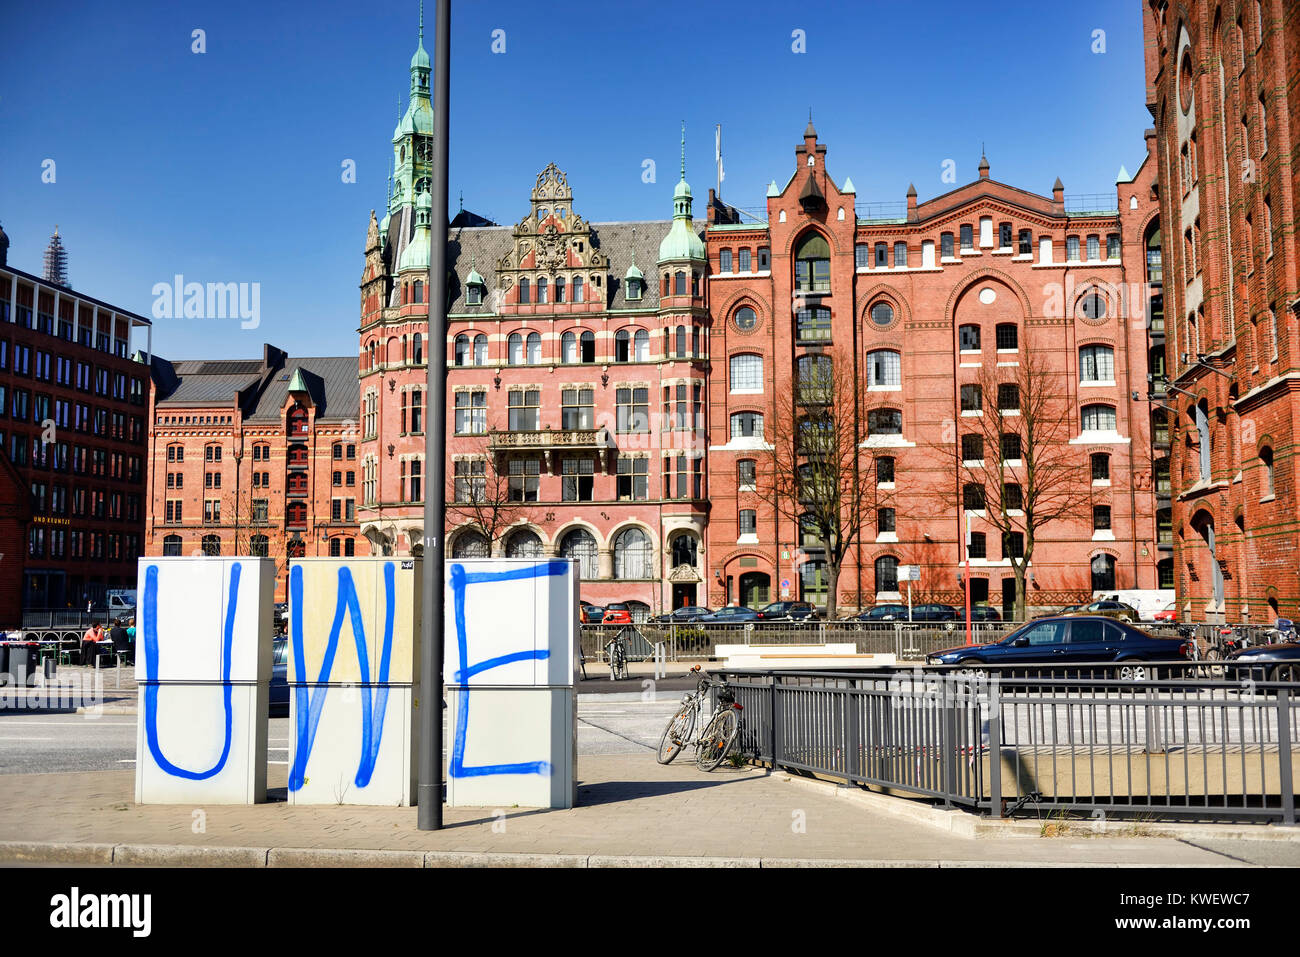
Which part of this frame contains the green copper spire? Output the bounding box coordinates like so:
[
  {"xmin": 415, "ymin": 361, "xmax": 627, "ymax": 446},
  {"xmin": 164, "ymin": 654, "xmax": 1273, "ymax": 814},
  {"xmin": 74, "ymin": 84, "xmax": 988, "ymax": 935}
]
[
  {"xmin": 659, "ymin": 124, "xmax": 706, "ymax": 264},
  {"xmin": 410, "ymin": 1, "xmax": 430, "ymax": 77},
  {"xmin": 393, "ymin": 4, "xmax": 434, "ymax": 208},
  {"xmin": 398, "ymin": 189, "xmax": 432, "ymax": 271}
]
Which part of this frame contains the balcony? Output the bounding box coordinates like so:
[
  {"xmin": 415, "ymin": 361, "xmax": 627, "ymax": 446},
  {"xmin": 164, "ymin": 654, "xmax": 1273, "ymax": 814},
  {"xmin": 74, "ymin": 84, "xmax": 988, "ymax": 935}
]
[{"xmin": 488, "ymin": 427, "xmax": 615, "ymax": 470}]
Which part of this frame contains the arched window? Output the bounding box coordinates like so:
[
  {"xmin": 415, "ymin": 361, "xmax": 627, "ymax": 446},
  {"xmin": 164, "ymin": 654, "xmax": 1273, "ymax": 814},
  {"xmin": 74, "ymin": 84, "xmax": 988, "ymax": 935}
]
[
  {"xmin": 286, "ymin": 502, "xmax": 307, "ymax": 528},
  {"xmin": 675, "ymin": 325, "xmax": 687, "ymax": 357},
  {"xmin": 671, "ymin": 534, "xmax": 698, "ymax": 568},
  {"xmin": 875, "ymin": 556, "xmax": 899, "ymax": 594},
  {"xmin": 730, "ymin": 353, "xmax": 763, "ymax": 392},
  {"xmin": 508, "ymin": 333, "xmax": 523, "ymax": 365},
  {"xmin": 1260, "ymin": 446, "xmax": 1275, "ymax": 497},
  {"xmin": 633, "ymin": 328, "xmax": 649, "ymax": 361},
  {"xmin": 1081, "ymin": 404, "xmax": 1117, "ymax": 433},
  {"xmin": 794, "ymin": 232, "xmax": 830, "ymax": 293},
  {"xmin": 454, "ymin": 334, "xmax": 470, "ymax": 366},
  {"xmin": 201, "ymin": 534, "xmax": 221, "ymax": 557},
  {"xmin": 287, "ymin": 407, "xmax": 308, "ymax": 437},
  {"xmin": 613, "ymin": 527, "xmax": 653, "ymax": 579},
  {"xmin": 555, "ymin": 277, "xmax": 565, "ymax": 303},
  {"xmin": 615, "ymin": 329, "xmax": 631, "ymax": 362},
  {"xmin": 561, "ymin": 331, "xmax": 577, "ymax": 363},
  {"xmin": 1079, "ymin": 345, "xmax": 1115, "ymax": 382},
  {"xmin": 473, "ymin": 334, "xmax": 488, "ymax": 366},
  {"xmin": 559, "ymin": 528, "xmax": 598, "ymax": 579},
  {"xmin": 865, "ymin": 349, "xmax": 900, "ymax": 388},
  {"xmin": 163, "ymin": 534, "xmax": 182, "ymax": 556},
  {"xmin": 579, "ymin": 330, "xmax": 595, "ymax": 363},
  {"xmin": 536, "ymin": 277, "xmax": 548, "ymax": 304},
  {"xmin": 250, "ymin": 534, "xmax": 269, "ymax": 557},
  {"xmin": 412, "ymin": 333, "xmax": 423, "ymax": 364},
  {"xmin": 796, "ymin": 354, "xmax": 833, "ymax": 404},
  {"xmin": 518, "ymin": 277, "xmax": 530, "ymax": 304},
  {"xmin": 526, "ymin": 332, "xmax": 541, "ymax": 363},
  {"xmin": 505, "ymin": 528, "xmax": 543, "ymax": 558},
  {"xmin": 1090, "ymin": 554, "xmax": 1116, "ymax": 591},
  {"xmin": 869, "ymin": 302, "xmax": 894, "ymax": 326},
  {"xmin": 452, "ymin": 529, "xmax": 490, "ymax": 559}
]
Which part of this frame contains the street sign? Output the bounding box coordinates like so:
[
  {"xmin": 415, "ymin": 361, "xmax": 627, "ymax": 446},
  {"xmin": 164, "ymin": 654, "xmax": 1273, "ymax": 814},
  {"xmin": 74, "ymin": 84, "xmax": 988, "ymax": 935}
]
[
  {"xmin": 897, "ymin": 565, "xmax": 921, "ymax": 581},
  {"xmin": 780, "ymin": 578, "xmax": 790, "ymax": 589}
]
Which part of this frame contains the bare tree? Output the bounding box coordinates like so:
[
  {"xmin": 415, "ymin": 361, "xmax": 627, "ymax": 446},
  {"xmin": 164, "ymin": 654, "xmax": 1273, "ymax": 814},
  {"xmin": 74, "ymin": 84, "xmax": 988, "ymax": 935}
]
[
  {"xmin": 221, "ymin": 485, "xmax": 292, "ymax": 581},
  {"xmin": 934, "ymin": 338, "xmax": 1090, "ymax": 620},
  {"xmin": 761, "ymin": 349, "xmax": 893, "ymax": 620},
  {"xmin": 445, "ymin": 450, "xmax": 538, "ymax": 553}
]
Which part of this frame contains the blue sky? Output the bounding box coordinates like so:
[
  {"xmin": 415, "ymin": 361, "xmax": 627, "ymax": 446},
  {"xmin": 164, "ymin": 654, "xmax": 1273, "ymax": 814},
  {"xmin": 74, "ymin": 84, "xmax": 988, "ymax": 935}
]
[{"xmin": 0, "ymin": 0, "xmax": 1151, "ymax": 361}]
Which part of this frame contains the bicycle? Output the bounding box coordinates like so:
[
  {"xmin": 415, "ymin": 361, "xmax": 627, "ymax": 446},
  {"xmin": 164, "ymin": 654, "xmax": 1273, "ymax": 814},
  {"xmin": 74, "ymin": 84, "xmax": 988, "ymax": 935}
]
[
  {"xmin": 604, "ymin": 633, "xmax": 630, "ymax": 681},
  {"xmin": 656, "ymin": 666, "xmax": 745, "ymax": 771}
]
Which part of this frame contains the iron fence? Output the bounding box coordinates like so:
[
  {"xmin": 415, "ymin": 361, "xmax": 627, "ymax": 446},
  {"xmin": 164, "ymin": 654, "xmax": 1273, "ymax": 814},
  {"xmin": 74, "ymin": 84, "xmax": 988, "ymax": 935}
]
[{"xmin": 715, "ymin": 664, "xmax": 1300, "ymax": 823}]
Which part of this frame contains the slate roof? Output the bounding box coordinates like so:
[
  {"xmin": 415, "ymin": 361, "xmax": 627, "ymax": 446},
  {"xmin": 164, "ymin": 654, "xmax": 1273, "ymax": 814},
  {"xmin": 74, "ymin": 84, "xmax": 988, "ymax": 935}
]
[
  {"xmin": 152, "ymin": 349, "xmax": 359, "ymax": 423},
  {"xmin": 443, "ymin": 218, "xmax": 683, "ymax": 315}
]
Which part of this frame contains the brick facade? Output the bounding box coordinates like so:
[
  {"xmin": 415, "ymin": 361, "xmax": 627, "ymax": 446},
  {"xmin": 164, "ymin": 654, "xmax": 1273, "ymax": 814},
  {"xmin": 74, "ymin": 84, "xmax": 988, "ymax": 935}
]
[{"xmin": 1143, "ymin": 0, "xmax": 1300, "ymax": 621}]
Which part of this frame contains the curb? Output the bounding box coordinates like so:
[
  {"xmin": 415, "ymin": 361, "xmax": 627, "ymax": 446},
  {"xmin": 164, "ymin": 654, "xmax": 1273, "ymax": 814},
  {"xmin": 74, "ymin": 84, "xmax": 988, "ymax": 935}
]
[
  {"xmin": 775, "ymin": 771, "xmax": 1300, "ymax": 842},
  {"xmin": 0, "ymin": 840, "xmax": 1245, "ymax": 868}
]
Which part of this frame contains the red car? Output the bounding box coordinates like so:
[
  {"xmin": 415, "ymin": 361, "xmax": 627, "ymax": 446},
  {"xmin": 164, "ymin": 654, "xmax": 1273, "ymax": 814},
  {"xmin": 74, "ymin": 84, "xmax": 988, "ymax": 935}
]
[
  {"xmin": 1153, "ymin": 603, "xmax": 1178, "ymax": 623},
  {"xmin": 601, "ymin": 602, "xmax": 633, "ymax": 625}
]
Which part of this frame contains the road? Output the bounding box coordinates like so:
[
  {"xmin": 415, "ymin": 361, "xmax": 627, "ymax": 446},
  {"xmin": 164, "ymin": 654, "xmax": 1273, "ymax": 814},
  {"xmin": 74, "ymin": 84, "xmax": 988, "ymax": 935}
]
[{"xmin": 0, "ymin": 693, "xmax": 682, "ymax": 774}]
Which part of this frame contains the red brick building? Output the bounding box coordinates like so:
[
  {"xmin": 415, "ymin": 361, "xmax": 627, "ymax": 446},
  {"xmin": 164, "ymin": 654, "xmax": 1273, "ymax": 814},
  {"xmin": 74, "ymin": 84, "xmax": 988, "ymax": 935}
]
[
  {"xmin": 143, "ymin": 344, "xmax": 362, "ymax": 602},
  {"xmin": 0, "ymin": 250, "xmax": 151, "ymax": 615},
  {"xmin": 703, "ymin": 122, "xmax": 1167, "ymax": 616},
  {"xmin": 1142, "ymin": 0, "xmax": 1300, "ymax": 622}
]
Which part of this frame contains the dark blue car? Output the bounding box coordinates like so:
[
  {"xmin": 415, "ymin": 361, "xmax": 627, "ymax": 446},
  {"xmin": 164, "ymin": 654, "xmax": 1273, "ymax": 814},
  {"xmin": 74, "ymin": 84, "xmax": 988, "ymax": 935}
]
[
  {"xmin": 699, "ymin": 606, "xmax": 761, "ymax": 623},
  {"xmin": 270, "ymin": 637, "xmax": 288, "ymax": 717},
  {"xmin": 1228, "ymin": 641, "xmax": 1300, "ymax": 681},
  {"xmin": 926, "ymin": 616, "xmax": 1187, "ymax": 676}
]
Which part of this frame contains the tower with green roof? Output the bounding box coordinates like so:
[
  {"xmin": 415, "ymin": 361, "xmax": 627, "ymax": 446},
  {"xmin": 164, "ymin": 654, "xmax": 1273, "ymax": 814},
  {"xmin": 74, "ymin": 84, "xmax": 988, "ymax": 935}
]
[
  {"xmin": 392, "ymin": 3, "xmax": 434, "ymax": 213},
  {"xmin": 657, "ymin": 125, "xmax": 707, "ymax": 267}
]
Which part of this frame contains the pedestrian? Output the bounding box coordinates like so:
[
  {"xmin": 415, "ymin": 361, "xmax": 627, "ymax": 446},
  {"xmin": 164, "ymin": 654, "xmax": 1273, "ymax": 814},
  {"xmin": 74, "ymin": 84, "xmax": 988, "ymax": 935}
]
[{"xmin": 81, "ymin": 622, "xmax": 105, "ymax": 666}]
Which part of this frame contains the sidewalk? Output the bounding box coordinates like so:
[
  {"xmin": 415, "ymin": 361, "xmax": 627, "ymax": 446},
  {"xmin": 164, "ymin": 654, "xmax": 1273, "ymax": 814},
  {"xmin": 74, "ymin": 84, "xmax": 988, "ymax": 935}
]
[{"xmin": 1, "ymin": 753, "xmax": 1297, "ymax": 867}]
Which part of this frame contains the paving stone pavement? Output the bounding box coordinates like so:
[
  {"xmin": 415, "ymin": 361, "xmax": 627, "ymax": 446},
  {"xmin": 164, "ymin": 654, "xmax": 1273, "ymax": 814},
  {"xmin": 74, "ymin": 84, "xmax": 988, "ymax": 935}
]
[{"xmin": 0, "ymin": 754, "xmax": 1295, "ymax": 866}]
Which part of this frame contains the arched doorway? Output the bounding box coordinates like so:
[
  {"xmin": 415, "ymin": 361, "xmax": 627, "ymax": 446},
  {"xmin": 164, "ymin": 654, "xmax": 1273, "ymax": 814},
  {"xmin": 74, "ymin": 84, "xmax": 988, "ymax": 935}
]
[
  {"xmin": 1191, "ymin": 509, "xmax": 1224, "ymax": 614},
  {"xmin": 739, "ymin": 572, "xmax": 770, "ymax": 609}
]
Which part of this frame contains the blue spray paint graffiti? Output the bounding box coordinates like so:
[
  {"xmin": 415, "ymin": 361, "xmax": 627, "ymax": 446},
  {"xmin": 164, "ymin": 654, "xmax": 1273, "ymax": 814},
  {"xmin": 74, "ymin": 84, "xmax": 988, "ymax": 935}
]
[
  {"xmin": 141, "ymin": 561, "xmax": 238, "ymax": 780},
  {"xmin": 448, "ymin": 560, "xmax": 568, "ymax": 778},
  {"xmin": 287, "ymin": 562, "xmax": 396, "ymax": 792}
]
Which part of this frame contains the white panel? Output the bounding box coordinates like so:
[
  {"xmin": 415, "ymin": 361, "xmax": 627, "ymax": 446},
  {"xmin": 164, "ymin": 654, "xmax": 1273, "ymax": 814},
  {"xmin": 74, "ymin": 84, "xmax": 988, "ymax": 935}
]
[
  {"xmin": 921, "ymin": 240, "xmax": 935, "ymax": 268},
  {"xmin": 135, "ymin": 684, "xmax": 266, "ymax": 804},
  {"xmin": 286, "ymin": 685, "xmax": 415, "ymax": 806},
  {"xmin": 1039, "ymin": 236, "xmax": 1053, "ymax": 263},
  {"xmin": 979, "ymin": 216, "xmax": 993, "ymax": 247},
  {"xmin": 445, "ymin": 687, "xmax": 574, "ymax": 809},
  {"xmin": 446, "ymin": 558, "xmax": 576, "ymax": 687}
]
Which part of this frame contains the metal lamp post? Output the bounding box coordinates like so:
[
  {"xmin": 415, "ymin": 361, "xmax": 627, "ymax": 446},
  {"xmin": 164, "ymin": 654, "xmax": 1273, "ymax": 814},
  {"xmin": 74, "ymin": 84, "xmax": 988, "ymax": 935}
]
[{"xmin": 418, "ymin": 0, "xmax": 450, "ymax": 831}]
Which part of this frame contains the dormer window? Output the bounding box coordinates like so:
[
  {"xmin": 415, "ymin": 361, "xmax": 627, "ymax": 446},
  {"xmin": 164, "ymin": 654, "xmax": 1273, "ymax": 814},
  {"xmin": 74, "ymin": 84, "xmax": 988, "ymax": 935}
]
[
  {"xmin": 466, "ymin": 284, "xmax": 481, "ymax": 305},
  {"xmin": 627, "ymin": 277, "xmax": 642, "ymax": 300}
]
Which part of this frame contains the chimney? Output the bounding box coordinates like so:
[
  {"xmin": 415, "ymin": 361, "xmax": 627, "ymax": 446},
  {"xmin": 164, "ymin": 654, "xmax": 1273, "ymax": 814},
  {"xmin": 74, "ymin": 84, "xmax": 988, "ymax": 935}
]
[
  {"xmin": 906, "ymin": 183, "xmax": 918, "ymax": 222},
  {"xmin": 1052, "ymin": 177, "xmax": 1065, "ymax": 214}
]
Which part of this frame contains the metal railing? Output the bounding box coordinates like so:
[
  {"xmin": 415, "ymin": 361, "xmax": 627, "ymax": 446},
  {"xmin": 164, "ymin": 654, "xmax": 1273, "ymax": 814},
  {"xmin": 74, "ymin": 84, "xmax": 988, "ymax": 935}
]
[
  {"xmin": 1064, "ymin": 193, "xmax": 1120, "ymax": 215},
  {"xmin": 716, "ymin": 664, "xmax": 1300, "ymax": 823}
]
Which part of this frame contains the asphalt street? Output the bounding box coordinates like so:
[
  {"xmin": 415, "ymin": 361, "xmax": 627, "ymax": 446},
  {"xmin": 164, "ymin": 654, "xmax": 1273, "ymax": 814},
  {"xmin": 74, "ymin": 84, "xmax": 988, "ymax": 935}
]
[{"xmin": 0, "ymin": 693, "xmax": 683, "ymax": 774}]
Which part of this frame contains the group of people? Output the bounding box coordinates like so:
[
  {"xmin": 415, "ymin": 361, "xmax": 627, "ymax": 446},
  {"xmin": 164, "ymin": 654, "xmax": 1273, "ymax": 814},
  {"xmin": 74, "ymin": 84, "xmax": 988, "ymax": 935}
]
[{"xmin": 81, "ymin": 617, "xmax": 135, "ymax": 666}]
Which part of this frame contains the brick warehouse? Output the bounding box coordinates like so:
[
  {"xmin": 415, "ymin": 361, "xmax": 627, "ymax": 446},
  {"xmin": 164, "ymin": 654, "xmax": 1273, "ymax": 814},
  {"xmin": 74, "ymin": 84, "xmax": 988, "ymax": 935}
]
[
  {"xmin": 1143, "ymin": 0, "xmax": 1300, "ymax": 622},
  {"xmin": 347, "ymin": 22, "xmax": 1174, "ymax": 618},
  {"xmin": 0, "ymin": 234, "xmax": 152, "ymax": 618},
  {"xmin": 142, "ymin": 344, "xmax": 361, "ymax": 603}
]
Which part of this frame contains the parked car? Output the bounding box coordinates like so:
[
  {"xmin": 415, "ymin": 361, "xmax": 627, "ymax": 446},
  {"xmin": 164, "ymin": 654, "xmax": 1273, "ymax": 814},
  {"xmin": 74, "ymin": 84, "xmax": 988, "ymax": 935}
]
[
  {"xmin": 649, "ymin": 605, "xmax": 713, "ymax": 624},
  {"xmin": 1227, "ymin": 640, "xmax": 1300, "ymax": 681},
  {"xmin": 851, "ymin": 604, "xmax": 911, "ymax": 621},
  {"xmin": 911, "ymin": 603, "xmax": 959, "ymax": 623},
  {"xmin": 925, "ymin": 615, "xmax": 1188, "ymax": 676},
  {"xmin": 700, "ymin": 606, "xmax": 761, "ymax": 623},
  {"xmin": 1153, "ymin": 603, "xmax": 1178, "ymax": 623},
  {"xmin": 966, "ymin": 605, "xmax": 1001, "ymax": 622},
  {"xmin": 756, "ymin": 601, "xmax": 820, "ymax": 622},
  {"xmin": 270, "ymin": 637, "xmax": 289, "ymax": 717},
  {"xmin": 601, "ymin": 602, "xmax": 633, "ymax": 625},
  {"xmin": 579, "ymin": 602, "xmax": 605, "ymax": 624},
  {"xmin": 1063, "ymin": 600, "xmax": 1142, "ymax": 623}
]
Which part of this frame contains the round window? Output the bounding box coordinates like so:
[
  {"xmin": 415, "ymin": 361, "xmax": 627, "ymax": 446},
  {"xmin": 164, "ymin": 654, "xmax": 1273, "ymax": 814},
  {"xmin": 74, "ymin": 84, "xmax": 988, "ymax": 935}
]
[
  {"xmin": 870, "ymin": 302, "xmax": 894, "ymax": 326},
  {"xmin": 1179, "ymin": 51, "xmax": 1194, "ymax": 114},
  {"xmin": 1081, "ymin": 292, "xmax": 1107, "ymax": 320},
  {"xmin": 734, "ymin": 306, "xmax": 757, "ymax": 331}
]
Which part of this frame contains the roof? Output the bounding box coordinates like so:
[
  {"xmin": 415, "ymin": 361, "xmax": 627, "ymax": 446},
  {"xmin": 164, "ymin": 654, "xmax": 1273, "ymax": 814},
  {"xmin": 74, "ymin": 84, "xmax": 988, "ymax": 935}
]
[
  {"xmin": 152, "ymin": 348, "xmax": 358, "ymax": 422},
  {"xmin": 444, "ymin": 219, "xmax": 680, "ymax": 314}
]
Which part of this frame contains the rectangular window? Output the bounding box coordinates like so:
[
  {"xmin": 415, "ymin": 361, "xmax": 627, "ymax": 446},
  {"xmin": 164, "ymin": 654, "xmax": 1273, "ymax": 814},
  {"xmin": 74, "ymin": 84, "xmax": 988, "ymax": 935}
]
[
  {"xmin": 719, "ymin": 249, "xmax": 733, "ymax": 272},
  {"xmin": 507, "ymin": 389, "xmax": 540, "ymax": 430},
  {"xmin": 854, "ymin": 244, "xmax": 869, "ymax": 268},
  {"xmin": 968, "ymin": 532, "xmax": 986, "ymax": 559},
  {"xmin": 1018, "ymin": 229, "xmax": 1032, "ymax": 255},
  {"xmin": 730, "ymin": 354, "xmax": 763, "ymax": 391},
  {"xmin": 875, "ymin": 243, "xmax": 888, "ymax": 267},
  {"xmin": 960, "ymin": 224, "xmax": 973, "ymax": 251},
  {"xmin": 738, "ymin": 248, "xmax": 751, "ymax": 271},
  {"xmin": 730, "ymin": 412, "xmax": 763, "ymax": 438},
  {"xmin": 893, "ymin": 242, "xmax": 907, "ymax": 267},
  {"xmin": 508, "ymin": 457, "xmax": 539, "ymax": 502},
  {"xmin": 941, "ymin": 233, "xmax": 954, "ymax": 258},
  {"xmin": 998, "ymin": 384, "xmax": 1020, "ymax": 411},
  {"xmin": 617, "ymin": 457, "xmax": 648, "ymax": 501},
  {"xmin": 616, "ymin": 387, "xmax": 649, "ymax": 432},
  {"xmin": 999, "ymin": 222, "xmax": 1012, "ymax": 248},
  {"xmin": 960, "ymin": 384, "xmax": 982, "ymax": 412},
  {"xmin": 995, "ymin": 324, "xmax": 1018, "ymax": 350},
  {"xmin": 1093, "ymin": 505, "xmax": 1112, "ymax": 530},
  {"xmin": 738, "ymin": 459, "xmax": 757, "ymax": 490},
  {"xmin": 561, "ymin": 457, "xmax": 594, "ymax": 501},
  {"xmin": 1087, "ymin": 235, "xmax": 1100, "ymax": 260},
  {"xmin": 454, "ymin": 460, "xmax": 485, "ymax": 503},
  {"xmin": 561, "ymin": 388, "xmax": 594, "ymax": 430},
  {"xmin": 866, "ymin": 350, "xmax": 900, "ymax": 387},
  {"xmin": 877, "ymin": 508, "xmax": 895, "ymax": 534},
  {"xmin": 738, "ymin": 509, "xmax": 757, "ymax": 536},
  {"xmin": 1000, "ymin": 432, "xmax": 1022, "ymax": 461},
  {"xmin": 454, "ymin": 391, "xmax": 486, "ymax": 434},
  {"xmin": 1066, "ymin": 235, "xmax": 1080, "ymax": 261},
  {"xmin": 877, "ymin": 457, "xmax": 894, "ymax": 484},
  {"xmin": 1106, "ymin": 234, "xmax": 1121, "ymax": 259},
  {"xmin": 959, "ymin": 325, "xmax": 980, "ymax": 350}
]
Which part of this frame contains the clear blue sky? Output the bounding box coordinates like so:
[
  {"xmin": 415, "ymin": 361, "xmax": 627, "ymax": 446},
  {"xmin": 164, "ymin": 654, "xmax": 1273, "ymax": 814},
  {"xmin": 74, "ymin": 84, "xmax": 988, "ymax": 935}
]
[{"xmin": 0, "ymin": 0, "xmax": 1151, "ymax": 361}]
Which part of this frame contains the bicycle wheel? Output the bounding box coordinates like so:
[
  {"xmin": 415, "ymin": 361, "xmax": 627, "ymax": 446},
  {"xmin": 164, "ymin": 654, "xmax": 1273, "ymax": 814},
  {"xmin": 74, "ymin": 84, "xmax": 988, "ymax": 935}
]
[
  {"xmin": 656, "ymin": 703, "xmax": 696, "ymax": 764},
  {"xmin": 695, "ymin": 707, "xmax": 740, "ymax": 772}
]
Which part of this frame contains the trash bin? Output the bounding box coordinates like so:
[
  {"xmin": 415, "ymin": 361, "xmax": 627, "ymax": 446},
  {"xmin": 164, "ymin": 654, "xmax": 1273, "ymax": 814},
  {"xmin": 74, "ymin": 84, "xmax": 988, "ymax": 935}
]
[{"xmin": 3, "ymin": 642, "xmax": 39, "ymax": 687}]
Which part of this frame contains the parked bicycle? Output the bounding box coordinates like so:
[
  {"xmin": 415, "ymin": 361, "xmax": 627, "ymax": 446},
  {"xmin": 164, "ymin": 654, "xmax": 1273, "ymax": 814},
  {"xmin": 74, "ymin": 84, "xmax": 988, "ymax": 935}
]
[
  {"xmin": 604, "ymin": 634, "xmax": 630, "ymax": 681},
  {"xmin": 656, "ymin": 665, "xmax": 744, "ymax": 771}
]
